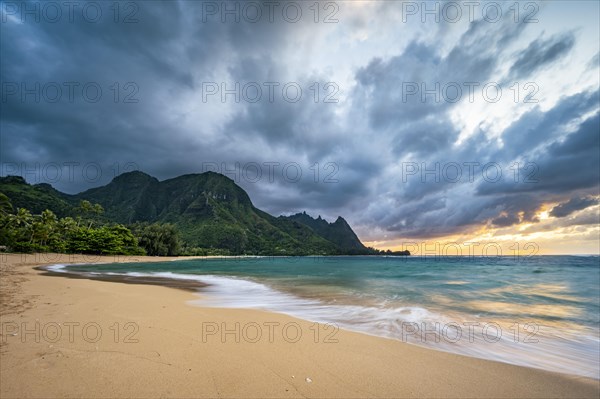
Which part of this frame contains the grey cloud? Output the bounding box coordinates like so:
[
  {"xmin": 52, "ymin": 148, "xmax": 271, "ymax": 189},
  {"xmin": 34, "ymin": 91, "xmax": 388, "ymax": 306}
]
[
  {"xmin": 491, "ymin": 90, "xmax": 599, "ymax": 162},
  {"xmin": 361, "ymin": 89, "xmax": 599, "ymax": 238},
  {"xmin": 491, "ymin": 213, "xmax": 521, "ymax": 227},
  {"xmin": 349, "ymin": 18, "xmax": 595, "ymax": 239},
  {"xmin": 1, "ymin": 1, "xmax": 597, "ymax": 245},
  {"xmin": 550, "ymin": 197, "xmax": 599, "ymax": 218},
  {"xmin": 0, "ymin": 0, "xmax": 305, "ymax": 193},
  {"xmin": 519, "ymin": 205, "xmax": 600, "ymax": 235},
  {"xmin": 476, "ymin": 93, "xmax": 600, "ymax": 196},
  {"xmin": 392, "ymin": 118, "xmax": 460, "ymax": 156},
  {"xmin": 588, "ymin": 52, "xmax": 600, "ymax": 70},
  {"xmin": 353, "ymin": 16, "xmax": 527, "ymax": 131},
  {"xmin": 468, "ymin": 95, "xmax": 600, "ymax": 228},
  {"xmin": 508, "ymin": 33, "xmax": 575, "ymax": 79},
  {"xmin": 478, "ymin": 114, "xmax": 600, "ymax": 195}
]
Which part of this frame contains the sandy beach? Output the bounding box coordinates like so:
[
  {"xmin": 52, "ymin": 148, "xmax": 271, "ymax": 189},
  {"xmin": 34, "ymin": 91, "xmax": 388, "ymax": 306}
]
[{"xmin": 0, "ymin": 253, "xmax": 598, "ymax": 398}]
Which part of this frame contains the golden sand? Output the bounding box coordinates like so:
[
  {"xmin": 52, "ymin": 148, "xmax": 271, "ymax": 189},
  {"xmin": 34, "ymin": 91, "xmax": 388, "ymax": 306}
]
[{"xmin": 1, "ymin": 253, "xmax": 598, "ymax": 398}]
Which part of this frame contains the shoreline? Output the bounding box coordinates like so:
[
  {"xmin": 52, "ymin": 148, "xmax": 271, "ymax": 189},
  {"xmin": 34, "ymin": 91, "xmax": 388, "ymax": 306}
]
[
  {"xmin": 36, "ymin": 265, "xmax": 209, "ymax": 292},
  {"xmin": 1, "ymin": 253, "xmax": 599, "ymax": 398},
  {"xmin": 35, "ymin": 259, "xmax": 600, "ymax": 380}
]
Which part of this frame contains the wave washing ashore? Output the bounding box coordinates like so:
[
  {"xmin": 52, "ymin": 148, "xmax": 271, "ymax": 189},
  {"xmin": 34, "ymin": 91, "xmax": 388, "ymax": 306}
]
[{"xmin": 48, "ymin": 255, "xmax": 600, "ymax": 379}]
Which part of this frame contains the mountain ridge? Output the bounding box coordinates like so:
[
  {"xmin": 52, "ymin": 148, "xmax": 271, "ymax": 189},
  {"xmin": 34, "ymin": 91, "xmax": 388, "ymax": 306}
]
[
  {"xmin": 0, "ymin": 171, "xmax": 380, "ymax": 256},
  {"xmin": 283, "ymin": 211, "xmax": 366, "ymax": 251}
]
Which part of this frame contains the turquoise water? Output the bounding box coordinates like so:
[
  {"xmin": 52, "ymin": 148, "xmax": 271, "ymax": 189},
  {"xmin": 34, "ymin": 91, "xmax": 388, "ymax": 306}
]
[{"xmin": 55, "ymin": 255, "xmax": 600, "ymax": 378}]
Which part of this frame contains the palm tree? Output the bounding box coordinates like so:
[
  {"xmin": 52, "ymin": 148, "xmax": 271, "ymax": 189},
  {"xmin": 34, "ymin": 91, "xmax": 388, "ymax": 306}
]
[
  {"xmin": 38, "ymin": 210, "xmax": 58, "ymax": 246},
  {"xmin": 9, "ymin": 208, "xmax": 33, "ymax": 244},
  {"xmin": 29, "ymin": 216, "xmax": 43, "ymax": 244},
  {"xmin": 0, "ymin": 193, "xmax": 13, "ymax": 231},
  {"xmin": 0, "ymin": 193, "xmax": 13, "ymax": 216},
  {"xmin": 59, "ymin": 217, "xmax": 78, "ymax": 233},
  {"xmin": 76, "ymin": 200, "xmax": 104, "ymax": 228},
  {"xmin": 88, "ymin": 203, "xmax": 104, "ymax": 229},
  {"xmin": 11, "ymin": 208, "xmax": 32, "ymax": 229}
]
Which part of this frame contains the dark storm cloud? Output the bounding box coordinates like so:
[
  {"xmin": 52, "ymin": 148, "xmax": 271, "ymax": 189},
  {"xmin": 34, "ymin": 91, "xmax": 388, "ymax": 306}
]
[
  {"xmin": 550, "ymin": 197, "xmax": 600, "ymax": 218},
  {"xmin": 487, "ymin": 194, "xmax": 543, "ymax": 227},
  {"xmin": 347, "ymin": 15, "xmax": 595, "ymax": 238},
  {"xmin": 487, "ymin": 90, "xmax": 599, "ymax": 162},
  {"xmin": 0, "ymin": 0, "xmax": 304, "ymax": 193},
  {"xmin": 508, "ymin": 33, "xmax": 575, "ymax": 79},
  {"xmin": 392, "ymin": 119, "xmax": 460, "ymax": 156},
  {"xmin": 491, "ymin": 213, "xmax": 521, "ymax": 227},
  {"xmin": 364, "ymin": 88, "xmax": 598, "ymax": 236},
  {"xmin": 2, "ymin": 1, "xmax": 598, "ymax": 243},
  {"xmin": 477, "ymin": 107, "xmax": 600, "ymax": 196},
  {"xmin": 521, "ymin": 205, "xmax": 600, "ymax": 235},
  {"xmin": 450, "ymin": 93, "xmax": 600, "ymax": 230},
  {"xmin": 356, "ymin": 93, "xmax": 598, "ymax": 237}
]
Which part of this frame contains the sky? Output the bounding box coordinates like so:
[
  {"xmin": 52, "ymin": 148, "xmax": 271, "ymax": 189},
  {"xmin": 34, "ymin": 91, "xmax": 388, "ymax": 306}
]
[{"xmin": 1, "ymin": 0, "xmax": 599, "ymax": 255}]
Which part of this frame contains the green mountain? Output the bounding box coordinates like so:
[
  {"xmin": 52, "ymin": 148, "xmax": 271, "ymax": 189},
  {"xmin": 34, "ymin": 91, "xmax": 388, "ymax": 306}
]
[
  {"xmin": 0, "ymin": 176, "xmax": 73, "ymax": 217},
  {"xmin": 0, "ymin": 171, "xmax": 371, "ymax": 255}
]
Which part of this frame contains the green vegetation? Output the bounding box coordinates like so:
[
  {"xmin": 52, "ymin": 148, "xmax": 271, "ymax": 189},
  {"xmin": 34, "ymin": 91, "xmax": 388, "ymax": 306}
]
[
  {"xmin": 75, "ymin": 200, "xmax": 105, "ymax": 228},
  {"xmin": 285, "ymin": 212, "xmax": 366, "ymax": 253},
  {"xmin": 0, "ymin": 176, "xmax": 73, "ymax": 217},
  {"xmin": 0, "ymin": 172, "xmax": 410, "ymax": 256},
  {"xmin": 0, "ymin": 197, "xmax": 144, "ymax": 255},
  {"xmin": 131, "ymin": 222, "xmax": 181, "ymax": 256},
  {"xmin": 64, "ymin": 224, "xmax": 143, "ymax": 255}
]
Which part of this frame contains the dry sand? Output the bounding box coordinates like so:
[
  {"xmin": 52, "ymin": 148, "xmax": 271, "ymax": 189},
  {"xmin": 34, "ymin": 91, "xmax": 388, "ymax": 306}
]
[{"xmin": 0, "ymin": 253, "xmax": 598, "ymax": 398}]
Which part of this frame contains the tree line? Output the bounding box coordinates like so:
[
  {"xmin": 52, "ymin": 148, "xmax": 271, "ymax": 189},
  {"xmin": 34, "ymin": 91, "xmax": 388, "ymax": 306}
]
[{"xmin": 0, "ymin": 193, "xmax": 181, "ymax": 256}]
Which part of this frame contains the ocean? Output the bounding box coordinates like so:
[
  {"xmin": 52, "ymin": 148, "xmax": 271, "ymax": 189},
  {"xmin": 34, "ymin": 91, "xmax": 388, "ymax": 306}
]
[{"xmin": 51, "ymin": 255, "xmax": 600, "ymax": 379}]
